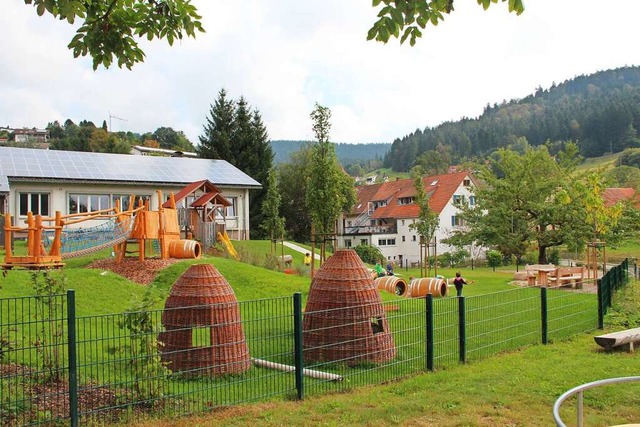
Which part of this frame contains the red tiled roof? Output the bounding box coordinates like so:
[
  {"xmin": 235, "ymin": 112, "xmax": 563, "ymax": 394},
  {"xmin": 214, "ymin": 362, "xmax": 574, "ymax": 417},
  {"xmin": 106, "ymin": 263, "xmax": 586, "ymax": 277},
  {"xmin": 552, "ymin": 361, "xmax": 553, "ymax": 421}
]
[
  {"xmin": 356, "ymin": 171, "xmax": 473, "ymax": 220},
  {"xmin": 602, "ymin": 188, "xmax": 639, "ymax": 207}
]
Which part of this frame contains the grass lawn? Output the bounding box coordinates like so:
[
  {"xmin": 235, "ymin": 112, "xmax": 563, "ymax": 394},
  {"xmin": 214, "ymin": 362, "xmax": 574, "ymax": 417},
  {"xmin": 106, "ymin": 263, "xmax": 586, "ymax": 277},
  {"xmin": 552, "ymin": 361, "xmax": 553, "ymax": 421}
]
[
  {"xmin": 0, "ymin": 240, "xmax": 636, "ymax": 426},
  {"xmin": 127, "ymin": 280, "xmax": 640, "ymax": 427}
]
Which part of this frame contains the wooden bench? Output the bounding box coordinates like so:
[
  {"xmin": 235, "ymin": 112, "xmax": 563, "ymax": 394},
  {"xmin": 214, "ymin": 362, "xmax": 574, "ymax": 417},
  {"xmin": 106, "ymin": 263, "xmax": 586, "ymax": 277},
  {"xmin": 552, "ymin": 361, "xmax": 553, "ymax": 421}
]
[
  {"xmin": 548, "ymin": 266, "xmax": 586, "ymax": 288},
  {"xmin": 594, "ymin": 327, "xmax": 640, "ymax": 352},
  {"xmin": 524, "ymin": 264, "xmax": 556, "ymax": 286}
]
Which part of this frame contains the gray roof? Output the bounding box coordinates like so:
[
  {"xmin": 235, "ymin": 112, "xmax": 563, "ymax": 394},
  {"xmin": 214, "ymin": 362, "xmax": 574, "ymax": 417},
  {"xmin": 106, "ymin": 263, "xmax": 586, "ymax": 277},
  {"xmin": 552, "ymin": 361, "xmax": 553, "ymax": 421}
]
[{"xmin": 0, "ymin": 147, "xmax": 261, "ymax": 192}]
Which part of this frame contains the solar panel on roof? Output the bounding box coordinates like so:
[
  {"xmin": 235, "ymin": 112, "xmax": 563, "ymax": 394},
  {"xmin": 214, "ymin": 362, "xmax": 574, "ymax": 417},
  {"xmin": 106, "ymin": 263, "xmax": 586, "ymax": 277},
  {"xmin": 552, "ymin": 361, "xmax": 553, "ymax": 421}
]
[{"xmin": 0, "ymin": 147, "xmax": 261, "ymax": 189}]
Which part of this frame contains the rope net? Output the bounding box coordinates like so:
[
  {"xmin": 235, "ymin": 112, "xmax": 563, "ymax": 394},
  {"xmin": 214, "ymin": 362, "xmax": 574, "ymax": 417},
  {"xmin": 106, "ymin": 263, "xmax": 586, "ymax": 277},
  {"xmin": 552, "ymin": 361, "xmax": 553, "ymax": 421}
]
[{"xmin": 43, "ymin": 217, "xmax": 134, "ymax": 259}]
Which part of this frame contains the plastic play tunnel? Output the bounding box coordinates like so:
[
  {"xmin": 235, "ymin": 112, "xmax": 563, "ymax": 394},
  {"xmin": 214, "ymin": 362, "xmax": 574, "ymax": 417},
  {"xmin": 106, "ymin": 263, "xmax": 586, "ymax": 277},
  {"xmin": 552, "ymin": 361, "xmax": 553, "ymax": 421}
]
[
  {"xmin": 168, "ymin": 239, "xmax": 202, "ymax": 259},
  {"xmin": 375, "ymin": 276, "xmax": 408, "ymax": 297},
  {"xmin": 408, "ymin": 277, "xmax": 448, "ymax": 298}
]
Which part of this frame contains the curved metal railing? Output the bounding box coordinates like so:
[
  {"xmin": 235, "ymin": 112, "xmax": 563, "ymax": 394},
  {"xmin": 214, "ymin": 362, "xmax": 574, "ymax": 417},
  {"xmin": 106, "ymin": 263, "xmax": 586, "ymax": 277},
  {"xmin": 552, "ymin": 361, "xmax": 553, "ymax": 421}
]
[{"xmin": 553, "ymin": 376, "xmax": 640, "ymax": 426}]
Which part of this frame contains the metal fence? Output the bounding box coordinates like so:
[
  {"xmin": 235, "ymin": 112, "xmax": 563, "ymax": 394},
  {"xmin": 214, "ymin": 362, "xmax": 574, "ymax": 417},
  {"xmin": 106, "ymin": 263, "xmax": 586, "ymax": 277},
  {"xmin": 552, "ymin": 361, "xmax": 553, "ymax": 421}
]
[{"xmin": 0, "ymin": 260, "xmax": 629, "ymax": 426}]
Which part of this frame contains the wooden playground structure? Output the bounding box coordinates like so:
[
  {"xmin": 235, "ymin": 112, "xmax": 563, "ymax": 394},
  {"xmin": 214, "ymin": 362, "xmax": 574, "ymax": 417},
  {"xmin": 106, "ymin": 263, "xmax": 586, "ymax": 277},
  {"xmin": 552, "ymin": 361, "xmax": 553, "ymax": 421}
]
[{"xmin": 2, "ymin": 191, "xmax": 201, "ymax": 270}]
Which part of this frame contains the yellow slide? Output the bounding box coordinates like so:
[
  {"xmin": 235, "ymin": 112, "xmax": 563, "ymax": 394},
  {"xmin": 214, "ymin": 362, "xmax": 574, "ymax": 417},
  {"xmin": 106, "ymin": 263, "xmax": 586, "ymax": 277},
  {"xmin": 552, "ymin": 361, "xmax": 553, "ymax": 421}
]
[{"xmin": 217, "ymin": 231, "xmax": 239, "ymax": 260}]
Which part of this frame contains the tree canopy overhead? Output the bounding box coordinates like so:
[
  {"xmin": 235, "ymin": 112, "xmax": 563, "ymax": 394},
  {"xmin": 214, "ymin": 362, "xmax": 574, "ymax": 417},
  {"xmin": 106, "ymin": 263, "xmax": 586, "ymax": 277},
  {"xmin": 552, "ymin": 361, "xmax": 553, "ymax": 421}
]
[
  {"xmin": 368, "ymin": 0, "xmax": 524, "ymax": 46},
  {"xmin": 25, "ymin": 0, "xmax": 204, "ymax": 69}
]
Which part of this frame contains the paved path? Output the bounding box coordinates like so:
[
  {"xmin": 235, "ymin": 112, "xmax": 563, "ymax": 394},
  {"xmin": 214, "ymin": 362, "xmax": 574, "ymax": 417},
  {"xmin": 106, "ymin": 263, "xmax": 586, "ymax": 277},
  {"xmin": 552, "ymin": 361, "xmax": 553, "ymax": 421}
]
[{"xmin": 283, "ymin": 241, "xmax": 321, "ymax": 259}]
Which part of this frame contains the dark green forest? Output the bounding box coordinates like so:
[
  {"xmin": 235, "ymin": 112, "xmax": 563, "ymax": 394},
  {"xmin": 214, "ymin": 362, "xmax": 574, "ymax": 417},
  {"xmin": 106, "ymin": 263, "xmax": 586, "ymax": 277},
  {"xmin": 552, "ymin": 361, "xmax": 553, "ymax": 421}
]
[
  {"xmin": 270, "ymin": 140, "xmax": 389, "ymax": 165},
  {"xmin": 385, "ymin": 66, "xmax": 640, "ymax": 172}
]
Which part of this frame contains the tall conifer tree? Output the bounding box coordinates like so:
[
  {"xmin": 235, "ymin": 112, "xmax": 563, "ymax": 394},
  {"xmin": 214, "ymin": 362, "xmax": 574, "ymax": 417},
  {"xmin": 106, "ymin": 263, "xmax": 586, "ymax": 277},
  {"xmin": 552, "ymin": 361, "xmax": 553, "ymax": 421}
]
[
  {"xmin": 198, "ymin": 90, "xmax": 274, "ymax": 239},
  {"xmin": 197, "ymin": 89, "xmax": 236, "ymax": 161}
]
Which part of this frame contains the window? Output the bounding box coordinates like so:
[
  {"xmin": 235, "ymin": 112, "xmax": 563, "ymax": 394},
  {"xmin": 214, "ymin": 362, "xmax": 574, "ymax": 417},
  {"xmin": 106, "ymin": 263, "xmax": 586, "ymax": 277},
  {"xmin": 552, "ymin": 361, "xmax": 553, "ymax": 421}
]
[
  {"xmin": 226, "ymin": 197, "xmax": 237, "ymax": 217},
  {"xmin": 453, "ymin": 194, "xmax": 466, "ymax": 205},
  {"xmin": 412, "ymin": 235, "xmax": 417, "ymax": 242},
  {"xmin": 451, "ymin": 215, "xmax": 464, "ymax": 226},
  {"xmin": 463, "ymin": 178, "xmax": 471, "ymax": 187},
  {"xmin": 402, "ymin": 236, "xmax": 405, "ymax": 242},
  {"xmin": 19, "ymin": 192, "xmax": 50, "ymax": 216},
  {"xmin": 69, "ymin": 193, "xmax": 110, "ymax": 214},
  {"xmin": 378, "ymin": 239, "xmax": 387, "ymax": 246},
  {"xmin": 112, "ymin": 194, "xmax": 150, "ymax": 211},
  {"xmin": 360, "ymin": 239, "xmax": 368, "ymax": 245},
  {"xmin": 401, "ymin": 220, "xmax": 405, "ymax": 226},
  {"xmin": 345, "ymin": 239, "xmax": 352, "ymax": 248},
  {"xmin": 387, "ymin": 238, "xmax": 396, "ymax": 245},
  {"xmin": 469, "ymin": 196, "xmax": 476, "ymax": 206}
]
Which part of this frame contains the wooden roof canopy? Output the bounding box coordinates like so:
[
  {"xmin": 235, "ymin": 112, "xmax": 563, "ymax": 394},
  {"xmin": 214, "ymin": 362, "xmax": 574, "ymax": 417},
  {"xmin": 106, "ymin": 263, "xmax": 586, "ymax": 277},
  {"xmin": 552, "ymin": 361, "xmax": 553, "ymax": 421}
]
[{"xmin": 163, "ymin": 180, "xmax": 232, "ymax": 209}]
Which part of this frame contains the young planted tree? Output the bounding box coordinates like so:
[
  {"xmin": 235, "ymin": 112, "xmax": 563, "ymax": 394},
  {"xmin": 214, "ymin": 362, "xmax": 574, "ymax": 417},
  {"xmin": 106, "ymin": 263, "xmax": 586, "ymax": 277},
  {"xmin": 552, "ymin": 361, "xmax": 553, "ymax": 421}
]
[
  {"xmin": 305, "ymin": 103, "xmax": 356, "ymax": 261},
  {"xmin": 408, "ymin": 167, "xmax": 440, "ymax": 275},
  {"xmin": 260, "ymin": 168, "xmax": 286, "ymax": 254}
]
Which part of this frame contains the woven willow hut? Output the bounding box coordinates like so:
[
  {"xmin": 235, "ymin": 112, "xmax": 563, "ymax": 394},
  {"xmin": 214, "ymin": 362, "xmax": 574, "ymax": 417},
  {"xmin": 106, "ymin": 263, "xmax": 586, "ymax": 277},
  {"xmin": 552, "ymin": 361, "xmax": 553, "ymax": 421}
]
[
  {"xmin": 303, "ymin": 249, "xmax": 396, "ymax": 365},
  {"xmin": 159, "ymin": 263, "xmax": 251, "ymax": 375}
]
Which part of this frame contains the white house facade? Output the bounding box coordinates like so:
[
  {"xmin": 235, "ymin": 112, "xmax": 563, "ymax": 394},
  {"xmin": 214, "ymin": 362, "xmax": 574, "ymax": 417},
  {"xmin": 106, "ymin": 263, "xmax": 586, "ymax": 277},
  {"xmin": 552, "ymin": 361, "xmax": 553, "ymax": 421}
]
[
  {"xmin": 337, "ymin": 171, "xmax": 477, "ymax": 267},
  {"xmin": 0, "ymin": 147, "xmax": 261, "ymax": 240}
]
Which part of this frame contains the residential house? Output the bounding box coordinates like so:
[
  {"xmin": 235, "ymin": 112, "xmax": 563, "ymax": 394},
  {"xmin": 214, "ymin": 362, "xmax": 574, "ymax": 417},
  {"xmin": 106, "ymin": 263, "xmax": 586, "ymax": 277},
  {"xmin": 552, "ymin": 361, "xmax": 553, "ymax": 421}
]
[
  {"xmin": 337, "ymin": 171, "xmax": 477, "ymax": 267},
  {"xmin": 11, "ymin": 128, "xmax": 50, "ymax": 143},
  {"xmin": 0, "ymin": 147, "xmax": 261, "ymax": 240},
  {"xmin": 602, "ymin": 187, "xmax": 640, "ymax": 207}
]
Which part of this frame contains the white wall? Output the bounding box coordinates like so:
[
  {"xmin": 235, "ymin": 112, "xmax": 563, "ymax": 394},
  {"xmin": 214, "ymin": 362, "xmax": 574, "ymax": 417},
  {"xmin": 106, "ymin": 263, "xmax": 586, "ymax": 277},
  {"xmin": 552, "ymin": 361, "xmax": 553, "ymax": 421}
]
[{"xmin": 339, "ymin": 179, "xmax": 478, "ymax": 267}]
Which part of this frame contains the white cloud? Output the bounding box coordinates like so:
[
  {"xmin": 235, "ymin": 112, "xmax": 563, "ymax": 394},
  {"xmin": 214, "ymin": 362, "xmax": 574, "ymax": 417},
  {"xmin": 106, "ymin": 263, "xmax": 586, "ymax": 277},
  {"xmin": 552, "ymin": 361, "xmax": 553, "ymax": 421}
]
[{"xmin": 1, "ymin": 0, "xmax": 639, "ymax": 143}]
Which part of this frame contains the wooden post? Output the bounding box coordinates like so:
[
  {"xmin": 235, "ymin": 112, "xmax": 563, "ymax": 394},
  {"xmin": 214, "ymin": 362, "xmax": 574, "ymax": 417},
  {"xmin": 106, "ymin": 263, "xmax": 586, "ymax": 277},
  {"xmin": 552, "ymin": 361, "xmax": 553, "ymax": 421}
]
[
  {"xmin": 310, "ymin": 224, "xmax": 316, "ymax": 279},
  {"xmin": 27, "ymin": 212, "xmax": 35, "ymax": 257},
  {"xmin": 51, "ymin": 211, "xmax": 62, "ymax": 258},
  {"xmin": 157, "ymin": 191, "xmax": 166, "ymax": 260},
  {"xmin": 4, "ymin": 214, "xmax": 12, "ymax": 260},
  {"xmin": 138, "ymin": 198, "xmax": 147, "ymax": 262},
  {"xmin": 34, "ymin": 215, "xmax": 44, "ymax": 261}
]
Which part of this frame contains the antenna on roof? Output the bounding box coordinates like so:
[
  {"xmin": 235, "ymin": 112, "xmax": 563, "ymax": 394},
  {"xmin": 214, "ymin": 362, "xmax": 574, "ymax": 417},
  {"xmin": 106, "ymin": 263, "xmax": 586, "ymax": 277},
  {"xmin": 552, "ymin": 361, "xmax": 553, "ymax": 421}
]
[{"xmin": 108, "ymin": 111, "xmax": 128, "ymax": 132}]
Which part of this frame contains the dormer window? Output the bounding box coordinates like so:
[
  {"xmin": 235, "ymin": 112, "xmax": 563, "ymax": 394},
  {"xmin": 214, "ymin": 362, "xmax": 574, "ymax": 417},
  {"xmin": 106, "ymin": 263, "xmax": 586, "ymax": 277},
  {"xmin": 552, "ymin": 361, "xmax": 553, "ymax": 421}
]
[{"xmin": 430, "ymin": 180, "xmax": 438, "ymax": 186}]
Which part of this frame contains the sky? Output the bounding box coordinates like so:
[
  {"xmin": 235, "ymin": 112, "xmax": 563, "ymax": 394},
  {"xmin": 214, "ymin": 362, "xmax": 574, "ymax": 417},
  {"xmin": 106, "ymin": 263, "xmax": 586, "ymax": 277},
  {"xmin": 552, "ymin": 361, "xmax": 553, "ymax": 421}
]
[{"xmin": 2, "ymin": 1, "xmax": 640, "ymax": 145}]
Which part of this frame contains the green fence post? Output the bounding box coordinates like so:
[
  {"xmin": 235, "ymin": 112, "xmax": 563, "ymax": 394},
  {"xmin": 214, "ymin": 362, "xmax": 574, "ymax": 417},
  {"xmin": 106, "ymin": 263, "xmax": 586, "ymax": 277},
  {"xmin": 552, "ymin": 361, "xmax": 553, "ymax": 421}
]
[
  {"xmin": 540, "ymin": 287, "xmax": 548, "ymax": 344},
  {"xmin": 293, "ymin": 292, "xmax": 304, "ymax": 400},
  {"xmin": 67, "ymin": 289, "xmax": 78, "ymax": 427},
  {"xmin": 458, "ymin": 296, "xmax": 466, "ymax": 364},
  {"xmin": 597, "ymin": 279, "xmax": 604, "ymax": 329},
  {"xmin": 426, "ymin": 294, "xmax": 434, "ymax": 371}
]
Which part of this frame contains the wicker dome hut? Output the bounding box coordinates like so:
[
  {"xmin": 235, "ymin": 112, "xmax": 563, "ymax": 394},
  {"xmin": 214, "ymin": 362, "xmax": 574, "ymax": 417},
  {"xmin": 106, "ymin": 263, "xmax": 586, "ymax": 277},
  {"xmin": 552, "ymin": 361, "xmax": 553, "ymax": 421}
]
[
  {"xmin": 303, "ymin": 249, "xmax": 396, "ymax": 365},
  {"xmin": 159, "ymin": 263, "xmax": 251, "ymax": 376}
]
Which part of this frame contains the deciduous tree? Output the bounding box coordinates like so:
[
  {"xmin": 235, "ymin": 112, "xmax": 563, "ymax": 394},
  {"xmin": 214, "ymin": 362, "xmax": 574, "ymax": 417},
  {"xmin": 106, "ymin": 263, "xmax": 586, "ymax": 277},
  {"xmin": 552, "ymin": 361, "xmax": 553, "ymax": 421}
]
[
  {"xmin": 305, "ymin": 104, "xmax": 356, "ymax": 257},
  {"xmin": 454, "ymin": 144, "xmax": 624, "ymax": 264},
  {"xmin": 368, "ymin": 0, "xmax": 524, "ymax": 46},
  {"xmin": 25, "ymin": 0, "xmax": 204, "ymax": 70}
]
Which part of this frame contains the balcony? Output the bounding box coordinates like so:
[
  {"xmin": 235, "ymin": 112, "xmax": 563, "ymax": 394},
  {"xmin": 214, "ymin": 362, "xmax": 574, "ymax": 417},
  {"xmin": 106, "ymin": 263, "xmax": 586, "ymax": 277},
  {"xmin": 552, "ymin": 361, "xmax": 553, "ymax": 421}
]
[{"xmin": 344, "ymin": 225, "xmax": 397, "ymax": 235}]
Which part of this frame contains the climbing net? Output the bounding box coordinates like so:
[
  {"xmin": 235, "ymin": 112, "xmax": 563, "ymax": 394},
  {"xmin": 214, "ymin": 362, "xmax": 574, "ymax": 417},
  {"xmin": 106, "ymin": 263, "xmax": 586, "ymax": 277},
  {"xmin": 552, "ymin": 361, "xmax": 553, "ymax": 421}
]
[{"xmin": 43, "ymin": 217, "xmax": 134, "ymax": 259}]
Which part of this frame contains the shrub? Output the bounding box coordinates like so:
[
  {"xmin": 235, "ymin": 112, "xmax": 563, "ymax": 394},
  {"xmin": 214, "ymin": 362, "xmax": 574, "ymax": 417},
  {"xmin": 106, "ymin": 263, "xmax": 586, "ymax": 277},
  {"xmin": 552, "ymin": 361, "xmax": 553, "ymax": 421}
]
[
  {"xmin": 486, "ymin": 250, "xmax": 502, "ymax": 272},
  {"xmin": 353, "ymin": 244, "xmax": 384, "ymax": 265}
]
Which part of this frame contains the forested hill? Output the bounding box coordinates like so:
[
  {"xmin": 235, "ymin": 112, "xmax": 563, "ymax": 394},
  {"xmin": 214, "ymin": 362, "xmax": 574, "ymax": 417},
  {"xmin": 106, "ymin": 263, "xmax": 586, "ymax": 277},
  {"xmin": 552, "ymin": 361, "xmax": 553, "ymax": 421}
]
[
  {"xmin": 385, "ymin": 66, "xmax": 640, "ymax": 172},
  {"xmin": 270, "ymin": 140, "xmax": 390, "ymax": 164}
]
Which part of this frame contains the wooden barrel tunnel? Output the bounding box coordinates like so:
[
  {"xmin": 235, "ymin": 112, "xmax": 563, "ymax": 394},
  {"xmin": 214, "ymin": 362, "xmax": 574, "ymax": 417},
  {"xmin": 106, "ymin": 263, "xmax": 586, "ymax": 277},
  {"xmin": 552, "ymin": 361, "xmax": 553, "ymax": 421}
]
[
  {"xmin": 408, "ymin": 277, "xmax": 448, "ymax": 298},
  {"xmin": 374, "ymin": 276, "xmax": 408, "ymax": 297},
  {"xmin": 169, "ymin": 239, "xmax": 202, "ymax": 259}
]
